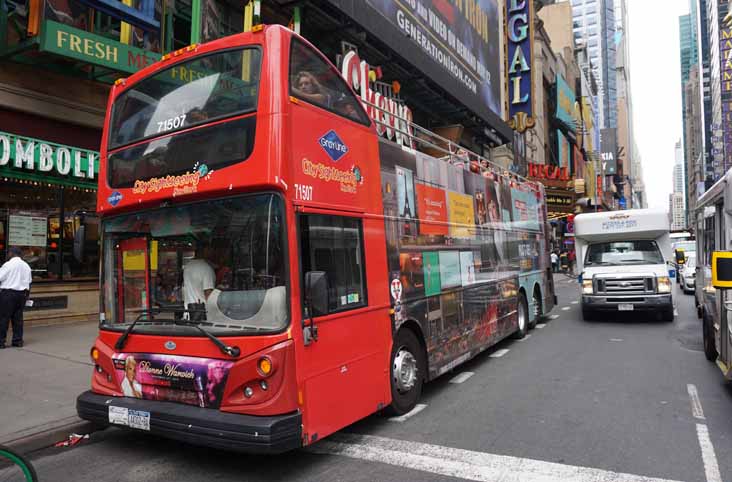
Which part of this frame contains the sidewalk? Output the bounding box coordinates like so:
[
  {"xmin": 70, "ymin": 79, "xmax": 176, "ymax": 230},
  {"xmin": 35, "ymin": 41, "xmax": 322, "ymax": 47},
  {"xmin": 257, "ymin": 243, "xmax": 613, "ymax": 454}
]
[{"xmin": 0, "ymin": 321, "xmax": 100, "ymax": 450}]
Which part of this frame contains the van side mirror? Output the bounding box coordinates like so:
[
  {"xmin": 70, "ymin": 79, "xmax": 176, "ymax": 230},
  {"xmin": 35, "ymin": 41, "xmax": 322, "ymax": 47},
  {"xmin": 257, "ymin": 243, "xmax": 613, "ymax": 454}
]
[
  {"xmin": 305, "ymin": 271, "xmax": 328, "ymax": 316},
  {"xmin": 73, "ymin": 225, "xmax": 86, "ymax": 263},
  {"xmin": 712, "ymin": 251, "xmax": 732, "ymax": 289},
  {"xmin": 675, "ymin": 249, "xmax": 686, "ymax": 265}
]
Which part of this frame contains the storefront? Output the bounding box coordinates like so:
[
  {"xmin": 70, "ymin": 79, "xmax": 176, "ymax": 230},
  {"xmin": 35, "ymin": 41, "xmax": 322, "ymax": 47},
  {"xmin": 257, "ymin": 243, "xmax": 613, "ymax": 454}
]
[{"xmin": 0, "ymin": 110, "xmax": 101, "ymax": 326}]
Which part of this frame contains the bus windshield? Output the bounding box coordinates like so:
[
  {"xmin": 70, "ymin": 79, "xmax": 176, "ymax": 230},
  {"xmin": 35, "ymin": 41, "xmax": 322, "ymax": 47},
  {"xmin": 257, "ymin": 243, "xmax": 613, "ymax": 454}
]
[
  {"xmin": 101, "ymin": 194, "xmax": 287, "ymax": 333},
  {"xmin": 108, "ymin": 47, "xmax": 262, "ymax": 150},
  {"xmin": 585, "ymin": 240, "xmax": 665, "ymax": 266}
]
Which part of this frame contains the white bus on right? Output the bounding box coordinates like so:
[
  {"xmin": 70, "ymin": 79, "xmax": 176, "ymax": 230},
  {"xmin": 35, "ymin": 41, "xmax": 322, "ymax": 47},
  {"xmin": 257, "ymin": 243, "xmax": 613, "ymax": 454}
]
[
  {"xmin": 574, "ymin": 209, "xmax": 675, "ymax": 322},
  {"xmin": 696, "ymin": 170, "xmax": 732, "ymax": 373}
]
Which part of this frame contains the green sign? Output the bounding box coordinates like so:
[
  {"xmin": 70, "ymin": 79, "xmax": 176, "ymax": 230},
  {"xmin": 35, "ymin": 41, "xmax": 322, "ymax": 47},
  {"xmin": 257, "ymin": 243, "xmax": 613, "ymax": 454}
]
[
  {"xmin": 0, "ymin": 131, "xmax": 99, "ymax": 189},
  {"xmin": 40, "ymin": 20, "xmax": 161, "ymax": 74}
]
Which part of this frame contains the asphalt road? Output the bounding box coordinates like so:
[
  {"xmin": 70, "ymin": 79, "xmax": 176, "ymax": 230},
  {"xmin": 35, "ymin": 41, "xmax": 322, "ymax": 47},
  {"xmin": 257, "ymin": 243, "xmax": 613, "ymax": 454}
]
[{"xmin": 7, "ymin": 275, "xmax": 732, "ymax": 482}]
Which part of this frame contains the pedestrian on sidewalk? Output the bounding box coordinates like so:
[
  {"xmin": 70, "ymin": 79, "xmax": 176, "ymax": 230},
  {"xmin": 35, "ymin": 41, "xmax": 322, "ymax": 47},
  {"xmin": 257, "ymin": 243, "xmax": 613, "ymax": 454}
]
[
  {"xmin": 0, "ymin": 247, "xmax": 32, "ymax": 348},
  {"xmin": 550, "ymin": 251, "xmax": 559, "ymax": 273}
]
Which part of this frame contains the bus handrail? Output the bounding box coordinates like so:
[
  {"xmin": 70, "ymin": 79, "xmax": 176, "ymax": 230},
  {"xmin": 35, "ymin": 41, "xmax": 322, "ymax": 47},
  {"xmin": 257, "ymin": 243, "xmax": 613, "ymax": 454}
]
[{"xmin": 359, "ymin": 97, "xmax": 534, "ymax": 186}]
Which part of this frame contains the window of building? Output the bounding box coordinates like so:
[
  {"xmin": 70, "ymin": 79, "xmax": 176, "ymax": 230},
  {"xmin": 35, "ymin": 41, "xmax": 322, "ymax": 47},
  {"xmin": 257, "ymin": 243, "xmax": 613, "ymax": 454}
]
[
  {"xmin": 289, "ymin": 38, "xmax": 371, "ymax": 126},
  {"xmin": 299, "ymin": 214, "xmax": 367, "ymax": 314}
]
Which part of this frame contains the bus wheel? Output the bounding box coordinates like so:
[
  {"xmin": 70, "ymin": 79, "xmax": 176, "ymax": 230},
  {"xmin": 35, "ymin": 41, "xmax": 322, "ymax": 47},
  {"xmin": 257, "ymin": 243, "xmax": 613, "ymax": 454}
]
[
  {"xmin": 386, "ymin": 329, "xmax": 425, "ymax": 416},
  {"xmin": 703, "ymin": 311, "xmax": 718, "ymax": 361},
  {"xmin": 512, "ymin": 293, "xmax": 528, "ymax": 339},
  {"xmin": 529, "ymin": 287, "xmax": 542, "ymax": 330}
]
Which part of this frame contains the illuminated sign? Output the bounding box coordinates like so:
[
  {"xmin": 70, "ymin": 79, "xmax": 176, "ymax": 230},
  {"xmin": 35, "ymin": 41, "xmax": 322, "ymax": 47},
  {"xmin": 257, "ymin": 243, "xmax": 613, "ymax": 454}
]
[
  {"xmin": 340, "ymin": 50, "xmax": 415, "ymax": 148},
  {"xmin": 506, "ymin": 0, "xmax": 534, "ymax": 132},
  {"xmin": 528, "ymin": 163, "xmax": 571, "ymax": 181},
  {"xmin": 0, "ymin": 131, "xmax": 98, "ymax": 187}
]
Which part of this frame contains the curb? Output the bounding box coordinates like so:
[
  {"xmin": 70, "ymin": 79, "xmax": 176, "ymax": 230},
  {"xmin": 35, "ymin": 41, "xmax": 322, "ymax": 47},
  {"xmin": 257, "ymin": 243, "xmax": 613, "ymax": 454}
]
[{"xmin": 2, "ymin": 416, "xmax": 105, "ymax": 455}]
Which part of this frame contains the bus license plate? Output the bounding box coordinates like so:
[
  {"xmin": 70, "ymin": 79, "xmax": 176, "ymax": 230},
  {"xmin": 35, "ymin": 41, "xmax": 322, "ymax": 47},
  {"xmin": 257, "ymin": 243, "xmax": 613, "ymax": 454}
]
[
  {"xmin": 128, "ymin": 410, "xmax": 151, "ymax": 431},
  {"xmin": 108, "ymin": 406, "xmax": 150, "ymax": 431},
  {"xmin": 618, "ymin": 304, "xmax": 634, "ymax": 311}
]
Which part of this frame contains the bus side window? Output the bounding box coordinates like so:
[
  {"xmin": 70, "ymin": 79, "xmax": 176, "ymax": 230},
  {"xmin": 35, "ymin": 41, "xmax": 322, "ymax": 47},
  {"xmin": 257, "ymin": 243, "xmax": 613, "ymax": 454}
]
[
  {"xmin": 288, "ymin": 38, "xmax": 371, "ymax": 126},
  {"xmin": 299, "ymin": 214, "xmax": 367, "ymax": 314}
]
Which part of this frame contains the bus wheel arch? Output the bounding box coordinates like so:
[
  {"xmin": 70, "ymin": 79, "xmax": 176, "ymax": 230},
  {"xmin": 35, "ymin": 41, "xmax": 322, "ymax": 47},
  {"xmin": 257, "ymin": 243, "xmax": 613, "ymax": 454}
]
[
  {"xmin": 386, "ymin": 322, "xmax": 427, "ymax": 416},
  {"xmin": 529, "ymin": 284, "xmax": 542, "ymax": 329}
]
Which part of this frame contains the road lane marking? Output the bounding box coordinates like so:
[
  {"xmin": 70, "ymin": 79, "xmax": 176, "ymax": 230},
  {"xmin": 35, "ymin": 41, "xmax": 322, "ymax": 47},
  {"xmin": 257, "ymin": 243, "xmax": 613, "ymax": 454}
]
[
  {"xmin": 696, "ymin": 424, "xmax": 722, "ymax": 482},
  {"xmin": 449, "ymin": 372, "xmax": 474, "ymax": 384},
  {"xmin": 548, "ymin": 315, "xmax": 559, "ymax": 320},
  {"xmin": 489, "ymin": 349, "xmax": 509, "ymax": 358},
  {"xmin": 571, "ymin": 301, "xmax": 579, "ymax": 305},
  {"xmin": 674, "ymin": 309, "xmax": 679, "ymax": 316},
  {"xmin": 309, "ymin": 433, "xmax": 682, "ymax": 482},
  {"xmin": 388, "ymin": 404, "xmax": 427, "ymax": 422},
  {"xmin": 610, "ymin": 338, "xmax": 623, "ymax": 342},
  {"xmin": 535, "ymin": 323, "xmax": 546, "ymax": 329},
  {"xmin": 687, "ymin": 384, "xmax": 705, "ymax": 420},
  {"xmin": 517, "ymin": 334, "xmax": 532, "ymax": 342},
  {"xmin": 562, "ymin": 307, "xmax": 571, "ymax": 311}
]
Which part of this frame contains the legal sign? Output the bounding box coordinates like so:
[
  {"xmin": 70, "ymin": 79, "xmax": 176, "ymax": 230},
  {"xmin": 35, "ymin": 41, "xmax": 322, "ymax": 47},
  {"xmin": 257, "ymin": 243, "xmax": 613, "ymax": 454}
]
[
  {"xmin": 506, "ymin": 0, "xmax": 534, "ymax": 132},
  {"xmin": 40, "ymin": 20, "xmax": 161, "ymax": 75}
]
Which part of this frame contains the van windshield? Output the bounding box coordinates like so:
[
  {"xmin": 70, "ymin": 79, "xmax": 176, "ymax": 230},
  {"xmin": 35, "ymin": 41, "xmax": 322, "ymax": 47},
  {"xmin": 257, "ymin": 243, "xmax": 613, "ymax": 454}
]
[{"xmin": 585, "ymin": 240, "xmax": 664, "ymax": 266}]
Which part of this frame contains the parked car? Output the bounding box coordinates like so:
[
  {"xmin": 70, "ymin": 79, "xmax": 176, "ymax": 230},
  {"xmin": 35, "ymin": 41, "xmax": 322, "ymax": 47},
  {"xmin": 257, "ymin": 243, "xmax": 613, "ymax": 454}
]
[{"xmin": 679, "ymin": 253, "xmax": 696, "ymax": 294}]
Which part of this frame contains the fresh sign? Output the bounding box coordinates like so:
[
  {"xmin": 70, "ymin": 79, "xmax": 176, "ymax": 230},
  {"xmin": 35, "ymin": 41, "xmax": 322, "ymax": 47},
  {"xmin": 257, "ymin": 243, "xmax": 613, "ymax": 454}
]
[{"xmin": 41, "ymin": 20, "xmax": 161, "ymax": 75}]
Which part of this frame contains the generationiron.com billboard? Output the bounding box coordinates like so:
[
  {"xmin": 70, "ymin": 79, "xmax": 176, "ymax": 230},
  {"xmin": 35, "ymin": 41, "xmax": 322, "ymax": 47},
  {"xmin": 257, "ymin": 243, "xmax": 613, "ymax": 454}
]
[{"xmin": 327, "ymin": 0, "xmax": 507, "ymax": 137}]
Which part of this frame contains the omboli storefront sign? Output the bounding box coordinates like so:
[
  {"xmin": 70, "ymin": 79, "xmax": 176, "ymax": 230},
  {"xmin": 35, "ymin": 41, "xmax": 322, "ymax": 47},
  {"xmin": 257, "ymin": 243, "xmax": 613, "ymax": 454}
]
[
  {"xmin": 506, "ymin": 0, "xmax": 534, "ymax": 132},
  {"xmin": 40, "ymin": 20, "xmax": 161, "ymax": 74},
  {"xmin": 0, "ymin": 131, "xmax": 98, "ymax": 188}
]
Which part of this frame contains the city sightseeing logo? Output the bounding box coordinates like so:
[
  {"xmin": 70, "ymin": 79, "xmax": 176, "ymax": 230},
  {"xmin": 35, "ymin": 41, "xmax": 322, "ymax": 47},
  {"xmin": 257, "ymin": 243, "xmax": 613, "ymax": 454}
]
[{"xmin": 132, "ymin": 162, "xmax": 214, "ymax": 197}]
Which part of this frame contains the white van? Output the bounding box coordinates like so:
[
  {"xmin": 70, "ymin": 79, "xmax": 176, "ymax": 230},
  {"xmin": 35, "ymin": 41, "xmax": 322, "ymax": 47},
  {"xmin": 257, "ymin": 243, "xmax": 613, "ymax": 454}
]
[{"xmin": 574, "ymin": 209, "xmax": 674, "ymax": 321}]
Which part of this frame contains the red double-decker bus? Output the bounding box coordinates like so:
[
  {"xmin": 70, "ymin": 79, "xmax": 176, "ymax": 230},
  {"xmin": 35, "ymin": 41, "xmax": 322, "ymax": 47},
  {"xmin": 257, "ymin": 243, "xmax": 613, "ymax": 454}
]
[{"xmin": 77, "ymin": 25, "xmax": 555, "ymax": 453}]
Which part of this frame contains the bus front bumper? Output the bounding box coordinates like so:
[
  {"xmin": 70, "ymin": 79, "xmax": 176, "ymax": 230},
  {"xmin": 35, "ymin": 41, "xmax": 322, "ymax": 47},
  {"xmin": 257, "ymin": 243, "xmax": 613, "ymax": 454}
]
[{"xmin": 77, "ymin": 390, "xmax": 302, "ymax": 454}]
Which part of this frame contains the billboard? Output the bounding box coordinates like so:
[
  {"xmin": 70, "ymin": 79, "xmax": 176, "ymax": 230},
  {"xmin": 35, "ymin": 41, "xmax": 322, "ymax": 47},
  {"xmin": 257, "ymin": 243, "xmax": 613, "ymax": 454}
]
[
  {"xmin": 555, "ymin": 74, "xmax": 576, "ymax": 132},
  {"xmin": 601, "ymin": 128, "xmax": 617, "ymax": 175},
  {"xmin": 326, "ymin": 0, "xmax": 508, "ymax": 137}
]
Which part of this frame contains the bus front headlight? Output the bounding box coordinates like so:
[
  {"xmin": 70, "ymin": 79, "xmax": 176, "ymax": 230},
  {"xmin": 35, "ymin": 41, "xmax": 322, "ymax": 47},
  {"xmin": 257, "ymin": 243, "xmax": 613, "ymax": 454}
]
[
  {"xmin": 657, "ymin": 276, "xmax": 672, "ymax": 293},
  {"xmin": 582, "ymin": 279, "xmax": 594, "ymax": 295}
]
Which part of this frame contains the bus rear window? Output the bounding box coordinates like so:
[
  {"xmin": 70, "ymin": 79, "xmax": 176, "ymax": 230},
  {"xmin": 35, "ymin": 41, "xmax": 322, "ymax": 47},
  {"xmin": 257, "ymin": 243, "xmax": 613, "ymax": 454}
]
[{"xmin": 109, "ymin": 48, "xmax": 262, "ymax": 149}]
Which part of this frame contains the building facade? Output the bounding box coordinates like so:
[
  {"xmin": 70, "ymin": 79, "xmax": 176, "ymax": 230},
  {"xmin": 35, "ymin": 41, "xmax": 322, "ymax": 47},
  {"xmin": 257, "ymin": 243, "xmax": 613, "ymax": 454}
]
[
  {"xmin": 1, "ymin": 0, "xmax": 518, "ymax": 324},
  {"xmin": 570, "ymin": 0, "xmax": 617, "ymax": 129}
]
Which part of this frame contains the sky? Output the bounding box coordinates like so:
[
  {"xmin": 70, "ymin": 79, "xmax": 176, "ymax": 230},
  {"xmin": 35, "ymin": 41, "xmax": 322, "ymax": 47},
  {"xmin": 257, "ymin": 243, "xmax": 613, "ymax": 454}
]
[{"xmin": 627, "ymin": 0, "xmax": 688, "ymax": 210}]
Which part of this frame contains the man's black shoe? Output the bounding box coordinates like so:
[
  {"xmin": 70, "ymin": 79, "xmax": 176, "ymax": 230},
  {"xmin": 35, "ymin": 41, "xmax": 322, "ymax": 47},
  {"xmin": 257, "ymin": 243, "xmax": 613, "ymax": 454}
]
[
  {"xmin": 11, "ymin": 342, "xmax": 23, "ymax": 348},
  {"xmin": 0, "ymin": 344, "xmax": 6, "ymax": 349}
]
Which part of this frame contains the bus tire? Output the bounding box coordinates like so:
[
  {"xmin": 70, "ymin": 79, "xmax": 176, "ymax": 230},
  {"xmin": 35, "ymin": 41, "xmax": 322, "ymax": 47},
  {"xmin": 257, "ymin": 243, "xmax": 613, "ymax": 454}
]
[
  {"xmin": 512, "ymin": 292, "xmax": 528, "ymax": 339},
  {"xmin": 582, "ymin": 307, "xmax": 594, "ymax": 321},
  {"xmin": 529, "ymin": 286, "xmax": 542, "ymax": 330},
  {"xmin": 703, "ymin": 310, "xmax": 718, "ymax": 362},
  {"xmin": 385, "ymin": 329, "xmax": 425, "ymax": 416}
]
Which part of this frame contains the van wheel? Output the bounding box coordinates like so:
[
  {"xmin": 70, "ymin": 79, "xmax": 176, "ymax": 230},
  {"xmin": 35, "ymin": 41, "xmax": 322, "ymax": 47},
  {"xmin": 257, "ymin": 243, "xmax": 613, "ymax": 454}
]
[
  {"xmin": 385, "ymin": 329, "xmax": 425, "ymax": 416},
  {"xmin": 661, "ymin": 307, "xmax": 675, "ymax": 322},
  {"xmin": 529, "ymin": 288, "xmax": 542, "ymax": 329},
  {"xmin": 703, "ymin": 311, "xmax": 718, "ymax": 362},
  {"xmin": 513, "ymin": 293, "xmax": 528, "ymax": 339},
  {"xmin": 582, "ymin": 308, "xmax": 594, "ymax": 321}
]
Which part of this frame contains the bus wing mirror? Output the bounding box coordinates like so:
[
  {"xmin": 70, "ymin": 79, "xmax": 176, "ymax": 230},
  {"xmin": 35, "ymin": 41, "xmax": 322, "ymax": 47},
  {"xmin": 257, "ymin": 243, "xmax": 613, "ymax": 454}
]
[
  {"xmin": 712, "ymin": 251, "xmax": 732, "ymax": 289},
  {"xmin": 675, "ymin": 249, "xmax": 686, "ymax": 265},
  {"xmin": 305, "ymin": 271, "xmax": 328, "ymax": 317},
  {"xmin": 73, "ymin": 225, "xmax": 86, "ymax": 263}
]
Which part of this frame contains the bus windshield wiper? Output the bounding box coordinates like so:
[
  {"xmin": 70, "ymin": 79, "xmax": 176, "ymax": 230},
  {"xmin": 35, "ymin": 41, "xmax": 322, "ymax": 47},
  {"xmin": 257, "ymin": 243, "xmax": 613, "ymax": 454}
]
[
  {"xmin": 115, "ymin": 307, "xmax": 240, "ymax": 358},
  {"xmin": 115, "ymin": 309, "xmax": 158, "ymax": 351},
  {"xmin": 175, "ymin": 318, "xmax": 241, "ymax": 358}
]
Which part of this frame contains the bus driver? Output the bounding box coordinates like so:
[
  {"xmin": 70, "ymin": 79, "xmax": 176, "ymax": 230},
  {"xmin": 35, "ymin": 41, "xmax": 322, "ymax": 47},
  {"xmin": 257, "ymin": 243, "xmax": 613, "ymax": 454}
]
[{"xmin": 183, "ymin": 245, "xmax": 216, "ymax": 319}]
